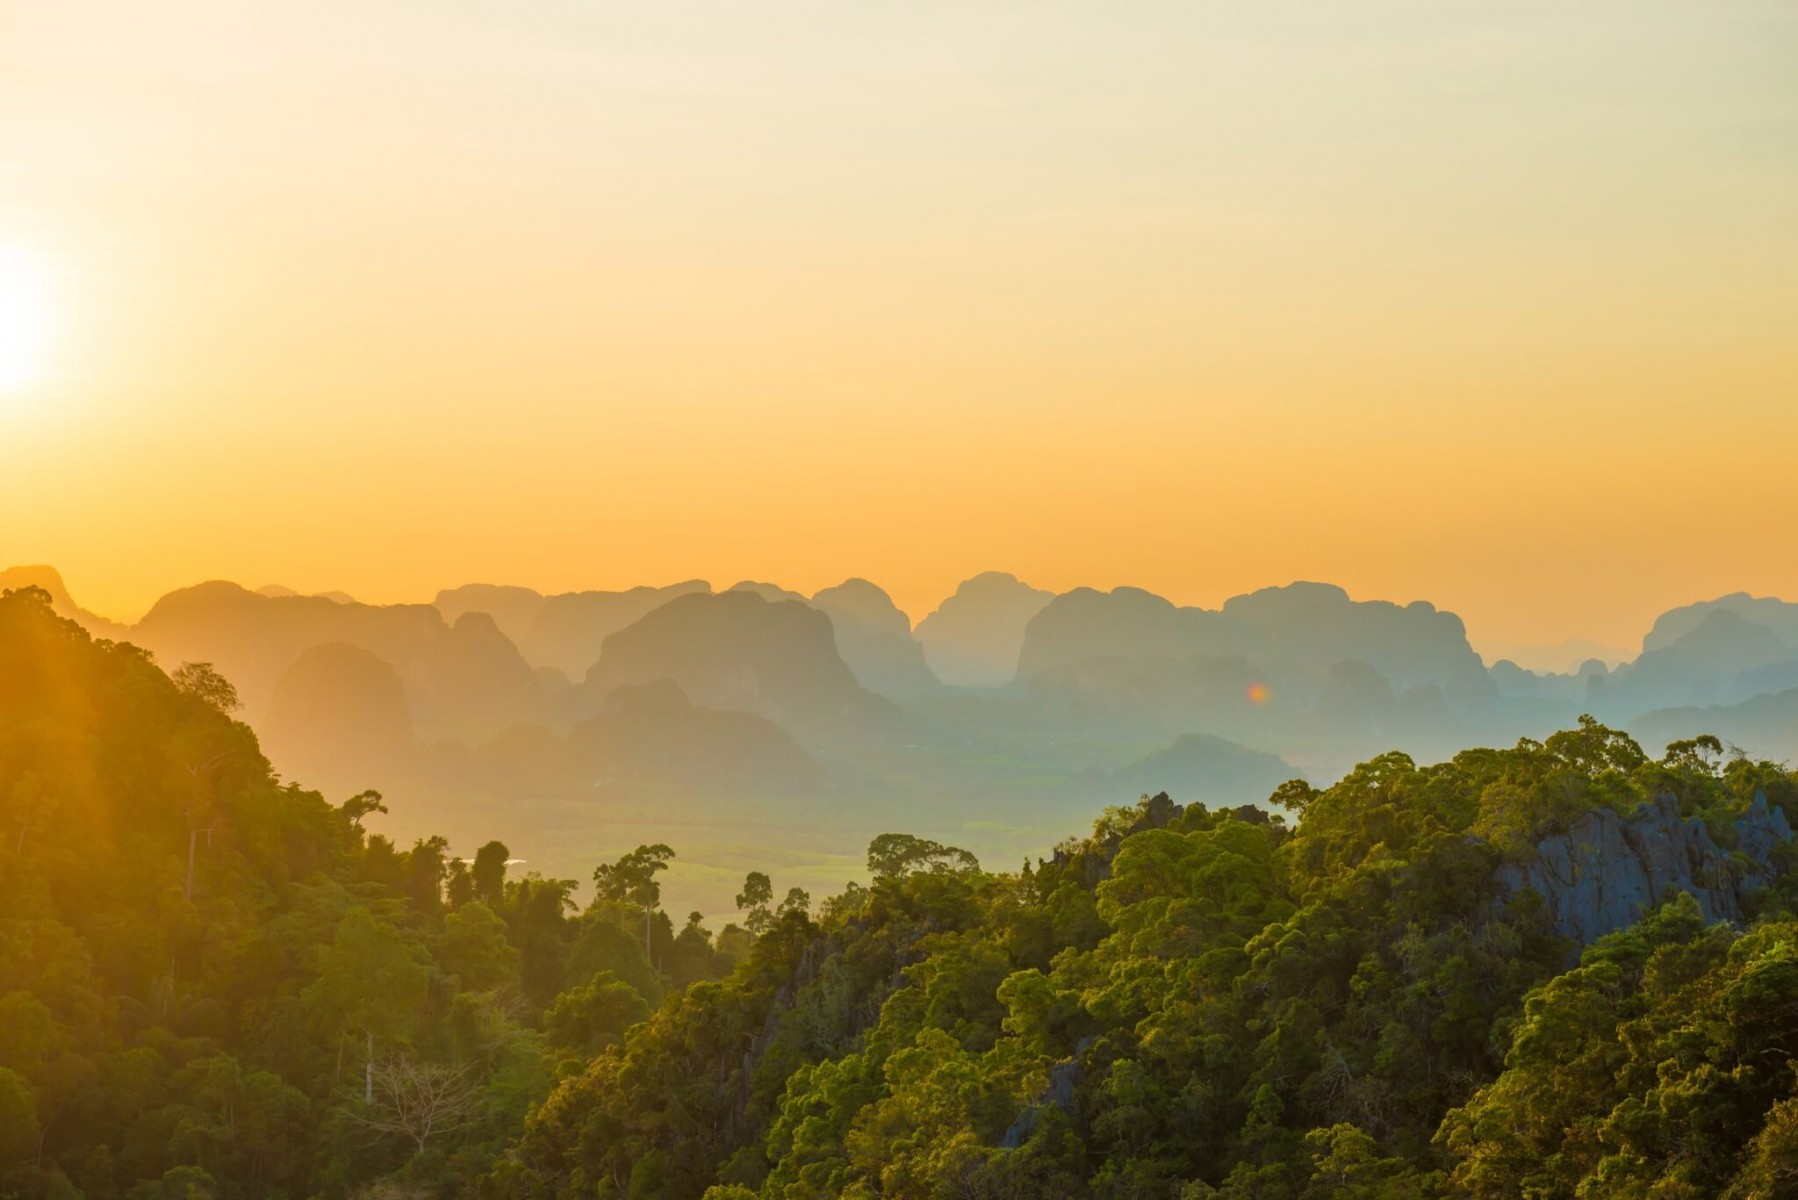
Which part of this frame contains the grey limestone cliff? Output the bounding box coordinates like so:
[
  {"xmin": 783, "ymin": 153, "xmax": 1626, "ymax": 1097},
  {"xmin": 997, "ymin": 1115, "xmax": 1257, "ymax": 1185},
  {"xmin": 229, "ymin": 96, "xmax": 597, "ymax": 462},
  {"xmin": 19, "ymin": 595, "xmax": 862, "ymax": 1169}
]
[{"xmin": 1497, "ymin": 790, "xmax": 1792, "ymax": 952}]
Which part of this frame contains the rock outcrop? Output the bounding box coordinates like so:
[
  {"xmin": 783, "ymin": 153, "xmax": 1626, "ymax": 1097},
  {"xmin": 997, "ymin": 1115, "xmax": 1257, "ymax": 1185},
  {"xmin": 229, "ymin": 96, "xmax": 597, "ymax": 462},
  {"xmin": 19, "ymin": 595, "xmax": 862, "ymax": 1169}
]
[
  {"xmin": 1498, "ymin": 790, "xmax": 1792, "ymax": 952},
  {"xmin": 1002, "ymin": 1051, "xmax": 1085, "ymax": 1149}
]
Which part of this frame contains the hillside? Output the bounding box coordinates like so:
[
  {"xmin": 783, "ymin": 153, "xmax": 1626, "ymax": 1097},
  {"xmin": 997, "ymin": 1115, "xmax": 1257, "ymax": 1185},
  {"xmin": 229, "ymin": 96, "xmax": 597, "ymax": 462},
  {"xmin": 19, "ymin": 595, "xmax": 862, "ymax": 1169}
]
[
  {"xmin": 491, "ymin": 720, "xmax": 1798, "ymax": 1200},
  {"xmin": 0, "ymin": 584, "xmax": 744, "ymax": 1198},
  {"xmin": 10, "ymin": 579, "xmax": 1798, "ymax": 1198}
]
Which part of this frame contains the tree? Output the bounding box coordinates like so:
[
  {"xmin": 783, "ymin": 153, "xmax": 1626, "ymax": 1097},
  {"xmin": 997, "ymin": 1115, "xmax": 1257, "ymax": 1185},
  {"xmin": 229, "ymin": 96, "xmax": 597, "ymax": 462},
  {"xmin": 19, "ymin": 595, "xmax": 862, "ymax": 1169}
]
[
  {"xmin": 347, "ymin": 1056, "xmax": 482, "ymax": 1154},
  {"xmin": 8, "ymin": 770, "xmax": 58, "ymax": 856},
  {"xmin": 543, "ymin": 972, "xmax": 650, "ymax": 1060},
  {"xmin": 445, "ymin": 857, "xmax": 474, "ymax": 909},
  {"xmin": 593, "ymin": 844, "xmax": 675, "ymax": 961},
  {"xmin": 302, "ymin": 908, "xmax": 430, "ymax": 1104},
  {"xmin": 440, "ymin": 901, "xmax": 521, "ymax": 992},
  {"xmin": 778, "ymin": 887, "xmax": 811, "ymax": 919},
  {"xmin": 736, "ymin": 871, "xmax": 774, "ymax": 936},
  {"xmin": 1268, "ymin": 778, "xmax": 1320, "ymax": 817},
  {"xmin": 866, "ymin": 833, "xmax": 979, "ymax": 881},
  {"xmin": 172, "ymin": 662, "xmax": 241, "ymax": 714},
  {"xmin": 472, "ymin": 840, "xmax": 511, "ymax": 906},
  {"xmin": 404, "ymin": 836, "xmax": 450, "ymax": 913},
  {"xmin": 0, "ymin": 1066, "xmax": 36, "ymax": 1163},
  {"xmin": 343, "ymin": 789, "xmax": 388, "ymax": 830}
]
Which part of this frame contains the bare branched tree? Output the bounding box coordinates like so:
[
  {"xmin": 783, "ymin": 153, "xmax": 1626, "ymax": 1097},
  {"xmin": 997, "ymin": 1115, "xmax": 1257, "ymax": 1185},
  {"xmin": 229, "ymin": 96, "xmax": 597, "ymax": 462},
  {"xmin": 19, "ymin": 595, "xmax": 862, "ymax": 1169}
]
[{"xmin": 345, "ymin": 1056, "xmax": 483, "ymax": 1153}]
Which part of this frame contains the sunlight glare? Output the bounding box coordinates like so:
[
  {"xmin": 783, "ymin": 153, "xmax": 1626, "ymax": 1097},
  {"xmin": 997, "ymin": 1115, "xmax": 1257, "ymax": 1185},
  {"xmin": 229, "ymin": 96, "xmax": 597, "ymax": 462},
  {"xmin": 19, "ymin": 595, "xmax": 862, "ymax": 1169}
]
[{"xmin": 0, "ymin": 244, "xmax": 54, "ymax": 399}]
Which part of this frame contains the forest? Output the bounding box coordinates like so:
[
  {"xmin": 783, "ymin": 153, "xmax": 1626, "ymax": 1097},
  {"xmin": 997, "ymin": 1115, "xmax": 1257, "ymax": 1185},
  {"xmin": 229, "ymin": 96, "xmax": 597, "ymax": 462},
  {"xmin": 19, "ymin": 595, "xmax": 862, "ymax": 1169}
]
[{"xmin": 7, "ymin": 580, "xmax": 1798, "ymax": 1199}]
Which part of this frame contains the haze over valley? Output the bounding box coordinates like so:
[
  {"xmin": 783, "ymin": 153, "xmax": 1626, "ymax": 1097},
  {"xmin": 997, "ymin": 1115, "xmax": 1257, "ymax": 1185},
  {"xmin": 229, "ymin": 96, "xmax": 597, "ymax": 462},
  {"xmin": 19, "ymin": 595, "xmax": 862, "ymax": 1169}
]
[{"xmin": 12, "ymin": 562, "xmax": 1797, "ymax": 918}]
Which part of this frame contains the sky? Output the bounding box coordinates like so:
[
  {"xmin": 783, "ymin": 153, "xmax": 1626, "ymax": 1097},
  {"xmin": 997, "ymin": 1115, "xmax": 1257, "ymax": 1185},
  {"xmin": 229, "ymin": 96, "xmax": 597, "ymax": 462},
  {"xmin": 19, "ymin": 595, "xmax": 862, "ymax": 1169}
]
[{"xmin": 2, "ymin": 1, "xmax": 1796, "ymax": 649}]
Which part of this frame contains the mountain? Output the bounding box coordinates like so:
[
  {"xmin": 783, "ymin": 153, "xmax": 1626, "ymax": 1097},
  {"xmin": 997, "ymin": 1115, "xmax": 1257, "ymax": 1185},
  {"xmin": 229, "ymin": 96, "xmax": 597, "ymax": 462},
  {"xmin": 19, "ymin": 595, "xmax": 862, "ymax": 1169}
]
[
  {"xmin": 1104, "ymin": 732, "xmax": 1299, "ymax": 804},
  {"xmin": 0, "ymin": 564, "xmax": 127, "ymax": 639},
  {"xmin": 810, "ymin": 578, "xmax": 942, "ymax": 697},
  {"xmin": 1643, "ymin": 592, "xmax": 1798, "ymax": 653},
  {"xmin": 1630, "ymin": 686, "xmax": 1798, "ymax": 763},
  {"xmin": 411, "ymin": 611, "xmax": 552, "ymax": 740},
  {"xmin": 260, "ymin": 641, "xmax": 417, "ymax": 796},
  {"xmin": 572, "ymin": 680, "xmax": 824, "ymax": 795},
  {"xmin": 580, "ymin": 590, "xmax": 898, "ymax": 742},
  {"xmin": 434, "ymin": 580, "xmax": 710, "ymax": 678},
  {"xmin": 727, "ymin": 580, "xmax": 810, "ymax": 605},
  {"xmin": 255, "ymin": 583, "xmax": 355, "ymax": 603},
  {"xmin": 1599, "ymin": 609, "xmax": 1797, "ymax": 713},
  {"xmin": 1018, "ymin": 581, "xmax": 1492, "ymax": 699},
  {"xmin": 1472, "ymin": 636, "xmax": 1631, "ymax": 673},
  {"xmin": 913, "ymin": 572, "xmax": 1055, "ymax": 688},
  {"xmin": 439, "ymin": 678, "xmax": 825, "ymax": 801},
  {"xmin": 130, "ymin": 581, "xmax": 548, "ymax": 743},
  {"xmin": 131, "ymin": 581, "xmax": 443, "ymax": 715}
]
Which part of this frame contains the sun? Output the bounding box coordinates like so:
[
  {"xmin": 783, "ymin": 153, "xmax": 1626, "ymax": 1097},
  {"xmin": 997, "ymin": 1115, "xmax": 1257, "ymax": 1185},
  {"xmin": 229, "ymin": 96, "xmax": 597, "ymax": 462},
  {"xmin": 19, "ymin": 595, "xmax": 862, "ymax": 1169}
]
[{"xmin": 0, "ymin": 244, "xmax": 54, "ymax": 398}]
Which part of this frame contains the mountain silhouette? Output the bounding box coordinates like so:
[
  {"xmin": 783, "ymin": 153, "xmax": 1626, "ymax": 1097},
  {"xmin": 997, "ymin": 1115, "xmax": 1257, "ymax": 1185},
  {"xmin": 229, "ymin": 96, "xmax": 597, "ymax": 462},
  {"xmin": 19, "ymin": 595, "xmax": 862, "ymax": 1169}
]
[
  {"xmin": 131, "ymin": 582, "xmax": 446, "ymax": 719},
  {"xmin": 580, "ymin": 590, "xmax": 899, "ymax": 743},
  {"xmin": 1643, "ymin": 593, "xmax": 1798, "ymax": 653},
  {"xmin": 1105, "ymin": 732, "xmax": 1299, "ymax": 804},
  {"xmin": 1601, "ymin": 609, "xmax": 1797, "ymax": 713},
  {"xmin": 913, "ymin": 572, "xmax": 1055, "ymax": 688},
  {"xmin": 0, "ymin": 565, "xmax": 127, "ymax": 639},
  {"xmin": 1018, "ymin": 581, "xmax": 1491, "ymax": 700},
  {"xmin": 1630, "ymin": 686, "xmax": 1798, "ymax": 764},
  {"xmin": 435, "ymin": 580, "xmax": 710, "ymax": 679},
  {"xmin": 811, "ymin": 578, "xmax": 943, "ymax": 697},
  {"xmin": 261, "ymin": 641, "xmax": 416, "ymax": 796}
]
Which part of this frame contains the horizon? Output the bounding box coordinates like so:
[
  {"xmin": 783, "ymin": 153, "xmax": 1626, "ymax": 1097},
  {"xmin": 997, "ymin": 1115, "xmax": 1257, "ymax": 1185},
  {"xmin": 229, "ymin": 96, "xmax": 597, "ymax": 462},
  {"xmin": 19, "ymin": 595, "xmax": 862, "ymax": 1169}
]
[{"xmin": 8, "ymin": 558, "xmax": 1729, "ymax": 666}]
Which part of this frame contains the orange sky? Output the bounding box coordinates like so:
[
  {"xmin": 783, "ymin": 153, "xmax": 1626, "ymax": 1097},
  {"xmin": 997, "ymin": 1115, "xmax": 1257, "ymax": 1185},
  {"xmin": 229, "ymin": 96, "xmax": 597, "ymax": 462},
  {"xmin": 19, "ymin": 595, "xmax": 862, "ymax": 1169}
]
[{"xmin": 2, "ymin": 2, "xmax": 1796, "ymax": 649}]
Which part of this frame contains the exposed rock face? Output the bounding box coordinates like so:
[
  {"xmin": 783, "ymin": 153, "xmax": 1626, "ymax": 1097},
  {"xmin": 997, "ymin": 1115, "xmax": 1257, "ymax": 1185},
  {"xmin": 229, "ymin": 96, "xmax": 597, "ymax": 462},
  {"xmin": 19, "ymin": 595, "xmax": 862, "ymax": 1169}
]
[
  {"xmin": 1002, "ymin": 1052, "xmax": 1084, "ymax": 1149},
  {"xmin": 1498, "ymin": 791, "xmax": 1793, "ymax": 952}
]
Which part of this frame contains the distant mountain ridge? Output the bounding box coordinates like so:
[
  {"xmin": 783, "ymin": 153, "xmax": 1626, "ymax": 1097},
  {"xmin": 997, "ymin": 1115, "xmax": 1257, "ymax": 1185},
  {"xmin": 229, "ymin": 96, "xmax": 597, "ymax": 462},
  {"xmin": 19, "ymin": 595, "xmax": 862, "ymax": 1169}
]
[
  {"xmin": 579, "ymin": 590, "xmax": 900, "ymax": 744},
  {"xmin": 13, "ymin": 565, "xmax": 1798, "ymax": 840},
  {"xmin": 0, "ymin": 565, "xmax": 128, "ymax": 640},
  {"xmin": 1644, "ymin": 592, "xmax": 1798, "ymax": 653},
  {"xmin": 1018, "ymin": 581, "xmax": 1492, "ymax": 697},
  {"xmin": 913, "ymin": 571, "xmax": 1054, "ymax": 688},
  {"xmin": 435, "ymin": 580, "xmax": 711, "ymax": 679}
]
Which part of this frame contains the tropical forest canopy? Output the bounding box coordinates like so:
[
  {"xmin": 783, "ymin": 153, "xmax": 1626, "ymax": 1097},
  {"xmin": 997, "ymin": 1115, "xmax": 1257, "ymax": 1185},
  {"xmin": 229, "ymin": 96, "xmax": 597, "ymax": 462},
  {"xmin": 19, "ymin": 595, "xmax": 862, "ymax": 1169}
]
[{"xmin": 6, "ymin": 582, "xmax": 1798, "ymax": 1198}]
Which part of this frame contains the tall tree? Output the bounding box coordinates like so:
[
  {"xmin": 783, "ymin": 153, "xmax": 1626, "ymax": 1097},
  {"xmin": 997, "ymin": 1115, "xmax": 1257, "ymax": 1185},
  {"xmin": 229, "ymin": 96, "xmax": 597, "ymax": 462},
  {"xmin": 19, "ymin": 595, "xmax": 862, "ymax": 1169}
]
[
  {"xmin": 593, "ymin": 844, "xmax": 675, "ymax": 961},
  {"xmin": 472, "ymin": 840, "xmax": 511, "ymax": 906},
  {"xmin": 736, "ymin": 870, "xmax": 774, "ymax": 937}
]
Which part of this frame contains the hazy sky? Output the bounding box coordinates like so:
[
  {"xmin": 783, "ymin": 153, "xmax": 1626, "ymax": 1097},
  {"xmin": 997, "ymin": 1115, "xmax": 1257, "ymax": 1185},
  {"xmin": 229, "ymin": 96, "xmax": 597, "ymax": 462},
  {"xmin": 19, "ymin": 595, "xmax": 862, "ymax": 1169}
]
[{"xmin": 2, "ymin": 1, "xmax": 1796, "ymax": 646}]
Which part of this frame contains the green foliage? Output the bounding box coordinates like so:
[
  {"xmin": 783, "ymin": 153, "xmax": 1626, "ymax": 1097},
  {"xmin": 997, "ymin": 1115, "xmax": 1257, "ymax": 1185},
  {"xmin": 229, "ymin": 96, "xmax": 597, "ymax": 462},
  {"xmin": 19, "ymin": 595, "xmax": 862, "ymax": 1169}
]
[
  {"xmin": 543, "ymin": 972, "xmax": 650, "ymax": 1063},
  {"xmin": 866, "ymin": 832, "xmax": 981, "ymax": 881},
  {"xmin": 737, "ymin": 872, "xmax": 774, "ymax": 938},
  {"xmin": 10, "ymin": 581, "xmax": 1798, "ymax": 1200},
  {"xmin": 0, "ymin": 586, "xmax": 721, "ymax": 1198},
  {"xmin": 482, "ymin": 725, "xmax": 1798, "ymax": 1200}
]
